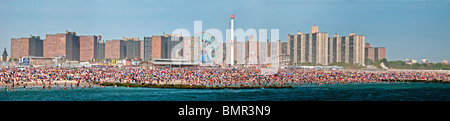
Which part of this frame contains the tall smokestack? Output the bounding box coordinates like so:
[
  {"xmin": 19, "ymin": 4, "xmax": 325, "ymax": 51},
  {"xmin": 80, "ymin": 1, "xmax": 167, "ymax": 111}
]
[{"xmin": 230, "ymin": 14, "xmax": 235, "ymax": 65}]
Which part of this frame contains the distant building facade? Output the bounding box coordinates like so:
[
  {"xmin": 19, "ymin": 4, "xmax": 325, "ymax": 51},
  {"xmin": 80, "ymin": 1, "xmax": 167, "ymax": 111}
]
[
  {"xmin": 287, "ymin": 25, "xmax": 365, "ymax": 65},
  {"xmin": 12, "ymin": 31, "xmax": 105, "ymax": 62},
  {"xmin": 279, "ymin": 40, "xmax": 289, "ymax": 65},
  {"xmin": 123, "ymin": 38, "xmax": 142, "ymax": 59},
  {"xmin": 96, "ymin": 40, "xmax": 105, "ymax": 60},
  {"xmin": 259, "ymin": 40, "xmax": 268, "ymax": 64},
  {"xmin": 44, "ymin": 31, "xmax": 80, "ymax": 61},
  {"xmin": 246, "ymin": 35, "xmax": 259, "ymax": 64},
  {"xmin": 79, "ymin": 35, "xmax": 100, "ymax": 61},
  {"xmin": 10, "ymin": 35, "xmax": 44, "ymax": 59},
  {"xmin": 215, "ymin": 42, "xmax": 225, "ymax": 64},
  {"xmin": 328, "ymin": 33, "xmax": 365, "ymax": 65},
  {"xmin": 420, "ymin": 59, "xmax": 429, "ymax": 63},
  {"xmin": 105, "ymin": 40, "xmax": 125, "ymax": 59},
  {"xmin": 235, "ymin": 41, "xmax": 246, "ymax": 64},
  {"xmin": 143, "ymin": 37, "xmax": 152, "ymax": 60},
  {"xmin": 140, "ymin": 40, "xmax": 144, "ymax": 60},
  {"xmin": 104, "ymin": 38, "xmax": 142, "ymax": 60},
  {"xmin": 150, "ymin": 34, "xmax": 183, "ymax": 59},
  {"xmin": 288, "ymin": 25, "xmax": 329, "ymax": 65},
  {"xmin": 182, "ymin": 36, "xmax": 194, "ymax": 62},
  {"xmin": 405, "ymin": 59, "xmax": 417, "ymax": 65},
  {"xmin": 364, "ymin": 43, "xmax": 386, "ymax": 62}
]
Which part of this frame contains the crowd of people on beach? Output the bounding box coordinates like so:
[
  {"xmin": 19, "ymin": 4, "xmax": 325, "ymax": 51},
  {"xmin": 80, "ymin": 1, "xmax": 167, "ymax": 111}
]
[{"xmin": 0, "ymin": 66, "xmax": 449, "ymax": 91}]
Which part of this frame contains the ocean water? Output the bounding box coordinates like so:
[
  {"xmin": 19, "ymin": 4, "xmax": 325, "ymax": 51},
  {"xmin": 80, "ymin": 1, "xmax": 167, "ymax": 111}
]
[{"xmin": 0, "ymin": 82, "xmax": 449, "ymax": 101}]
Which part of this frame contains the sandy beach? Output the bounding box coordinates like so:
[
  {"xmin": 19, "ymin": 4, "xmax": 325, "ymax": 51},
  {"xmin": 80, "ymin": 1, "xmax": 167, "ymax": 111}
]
[{"xmin": 1, "ymin": 66, "xmax": 449, "ymax": 90}]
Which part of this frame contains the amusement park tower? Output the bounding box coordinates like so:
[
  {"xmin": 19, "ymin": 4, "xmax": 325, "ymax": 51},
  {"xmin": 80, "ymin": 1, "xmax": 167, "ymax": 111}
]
[{"xmin": 230, "ymin": 14, "xmax": 235, "ymax": 65}]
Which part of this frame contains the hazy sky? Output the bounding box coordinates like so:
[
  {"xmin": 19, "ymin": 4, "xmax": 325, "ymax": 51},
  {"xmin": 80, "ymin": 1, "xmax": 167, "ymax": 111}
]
[{"xmin": 1, "ymin": 0, "xmax": 449, "ymax": 62}]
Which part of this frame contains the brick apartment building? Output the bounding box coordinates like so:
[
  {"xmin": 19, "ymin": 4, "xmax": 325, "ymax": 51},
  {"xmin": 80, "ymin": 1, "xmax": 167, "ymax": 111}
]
[
  {"xmin": 44, "ymin": 31, "xmax": 80, "ymax": 61},
  {"xmin": 10, "ymin": 35, "xmax": 43, "ymax": 59},
  {"xmin": 365, "ymin": 43, "xmax": 386, "ymax": 62}
]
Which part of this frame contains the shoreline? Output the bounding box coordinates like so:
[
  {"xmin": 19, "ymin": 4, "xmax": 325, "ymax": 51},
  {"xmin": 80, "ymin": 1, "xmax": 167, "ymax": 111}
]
[
  {"xmin": 1, "ymin": 80, "xmax": 448, "ymax": 90},
  {"xmin": 97, "ymin": 82, "xmax": 293, "ymax": 89},
  {"xmin": 380, "ymin": 79, "xmax": 450, "ymax": 83},
  {"xmin": 97, "ymin": 79, "xmax": 450, "ymax": 89}
]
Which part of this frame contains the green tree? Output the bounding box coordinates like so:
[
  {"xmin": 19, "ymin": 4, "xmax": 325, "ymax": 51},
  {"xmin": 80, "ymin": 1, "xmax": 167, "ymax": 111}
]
[
  {"xmin": 365, "ymin": 58, "xmax": 374, "ymax": 66},
  {"xmin": 328, "ymin": 62, "xmax": 364, "ymax": 69},
  {"xmin": 384, "ymin": 60, "xmax": 450, "ymax": 70},
  {"xmin": 300, "ymin": 62, "xmax": 314, "ymax": 66}
]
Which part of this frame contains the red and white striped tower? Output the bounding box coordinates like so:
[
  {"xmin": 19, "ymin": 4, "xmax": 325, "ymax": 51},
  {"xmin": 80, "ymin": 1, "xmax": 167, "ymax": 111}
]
[{"xmin": 230, "ymin": 14, "xmax": 235, "ymax": 65}]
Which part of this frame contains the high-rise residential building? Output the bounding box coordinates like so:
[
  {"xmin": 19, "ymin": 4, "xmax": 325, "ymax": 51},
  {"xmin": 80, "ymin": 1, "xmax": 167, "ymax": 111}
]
[
  {"xmin": 217, "ymin": 35, "xmax": 282, "ymax": 65},
  {"xmin": 211, "ymin": 35, "xmax": 283, "ymax": 65},
  {"xmin": 288, "ymin": 25, "xmax": 366, "ymax": 65},
  {"xmin": 259, "ymin": 39, "xmax": 280, "ymax": 65},
  {"xmin": 328, "ymin": 33, "xmax": 365, "ymax": 65},
  {"xmin": 365, "ymin": 43, "xmax": 385, "ymax": 62},
  {"xmin": 258, "ymin": 39, "xmax": 277, "ymax": 65},
  {"xmin": 339, "ymin": 36, "xmax": 349, "ymax": 63},
  {"xmin": 10, "ymin": 35, "xmax": 44, "ymax": 59},
  {"xmin": 15, "ymin": 31, "xmax": 103, "ymax": 62},
  {"xmin": 123, "ymin": 38, "xmax": 142, "ymax": 59},
  {"xmin": 140, "ymin": 40, "xmax": 144, "ymax": 60},
  {"xmin": 215, "ymin": 42, "xmax": 225, "ymax": 65},
  {"xmin": 214, "ymin": 42, "xmax": 227, "ymax": 64},
  {"xmin": 149, "ymin": 33, "xmax": 220, "ymax": 64},
  {"xmin": 192, "ymin": 35, "xmax": 202, "ymax": 63},
  {"xmin": 364, "ymin": 43, "xmax": 385, "ymax": 62},
  {"xmin": 105, "ymin": 39, "xmax": 125, "ymax": 60},
  {"xmin": 279, "ymin": 40, "xmax": 289, "ymax": 65},
  {"xmin": 96, "ymin": 40, "xmax": 105, "ymax": 60},
  {"xmin": 267, "ymin": 40, "xmax": 272, "ymax": 59},
  {"xmin": 348, "ymin": 33, "xmax": 365, "ymax": 65},
  {"xmin": 104, "ymin": 38, "xmax": 142, "ymax": 60},
  {"xmin": 235, "ymin": 41, "xmax": 246, "ymax": 64},
  {"xmin": 245, "ymin": 41, "xmax": 249, "ymax": 63},
  {"xmin": 225, "ymin": 41, "xmax": 233, "ymax": 65},
  {"xmin": 151, "ymin": 36, "xmax": 162, "ymax": 59},
  {"xmin": 79, "ymin": 35, "xmax": 100, "ymax": 61},
  {"xmin": 44, "ymin": 31, "xmax": 80, "ymax": 61},
  {"xmin": 281, "ymin": 41, "xmax": 288, "ymax": 57},
  {"xmin": 222, "ymin": 42, "xmax": 227, "ymax": 64},
  {"xmin": 288, "ymin": 25, "xmax": 329, "ymax": 65},
  {"xmin": 270, "ymin": 40, "xmax": 281, "ymax": 64},
  {"xmin": 165, "ymin": 34, "xmax": 183, "ymax": 59},
  {"xmin": 182, "ymin": 36, "xmax": 194, "ymax": 62},
  {"xmin": 229, "ymin": 35, "xmax": 278, "ymax": 65},
  {"xmin": 247, "ymin": 35, "xmax": 259, "ymax": 64},
  {"xmin": 259, "ymin": 40, "xmax": 268, "ymax": 64},
  {"xmin": 143, "ymin": 37, "xmax": 152, "ymax": 60},
  {"xmin": 328, "ymin": 34, "xmax": 340, "ymax": 63},
  {"xmin": 150, "ymin": 34, "xmax": 184, "ymax": 60},
  {"xmin": 287, "ymin": 31, "xmax": 302, "ymax": 64},
  {"xmin": 306, "ymin": 31, "xmax": 328, "ymax": 65}
]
